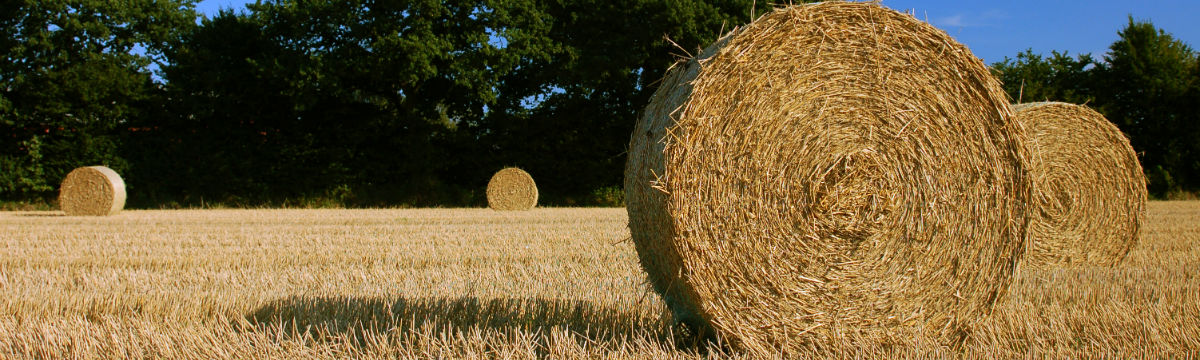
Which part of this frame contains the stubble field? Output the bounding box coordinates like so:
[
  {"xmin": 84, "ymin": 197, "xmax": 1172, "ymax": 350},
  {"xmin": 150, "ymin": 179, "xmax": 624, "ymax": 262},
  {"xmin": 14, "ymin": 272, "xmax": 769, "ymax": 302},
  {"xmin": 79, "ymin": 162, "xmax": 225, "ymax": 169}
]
[{"xmin": 1, "ymin": 202, "xmax": 1197, "ymax": 359}]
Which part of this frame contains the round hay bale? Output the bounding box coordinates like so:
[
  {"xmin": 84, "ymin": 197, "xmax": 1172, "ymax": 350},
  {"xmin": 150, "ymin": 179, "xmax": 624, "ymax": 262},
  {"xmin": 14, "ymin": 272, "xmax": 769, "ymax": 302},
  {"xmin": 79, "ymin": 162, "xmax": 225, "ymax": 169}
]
[
  {"xmin": 58, "ymin": 166, "xmax": 126, "ymax": 216},
  {"xmin": 624, "ymin": 2, "xmax": 1031, "ymax": 353},
  {"xmin": 1013, "ymin": 102, "xmax": 1146, "ymax": 267},
  {"xmin": 486, "ymin": 167, "xmax": 538, "ymax": 211}
]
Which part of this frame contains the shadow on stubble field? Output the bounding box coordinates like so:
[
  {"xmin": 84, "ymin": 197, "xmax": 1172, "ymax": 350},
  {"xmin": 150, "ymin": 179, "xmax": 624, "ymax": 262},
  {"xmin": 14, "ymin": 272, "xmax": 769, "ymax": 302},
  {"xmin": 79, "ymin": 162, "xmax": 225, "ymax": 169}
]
[
  {"xmin": 240, "ymin": 294, "xmax": 722, "ymax": 355},
  {"xmin": 244, "ymin": 296, "xmax": 662, "ymax": 341}
]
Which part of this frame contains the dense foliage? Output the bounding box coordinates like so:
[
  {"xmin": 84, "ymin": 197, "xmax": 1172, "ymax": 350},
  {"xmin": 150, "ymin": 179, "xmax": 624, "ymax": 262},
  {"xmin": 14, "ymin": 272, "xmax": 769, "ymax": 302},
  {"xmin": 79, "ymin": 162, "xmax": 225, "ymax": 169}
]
[
  {"xmin": 2, "ymin": 2, "xmax": 1197, "ymax": 207},
  {"xmin": 0, "ymin": 0, "xmax": 196, "ymax": 202}
]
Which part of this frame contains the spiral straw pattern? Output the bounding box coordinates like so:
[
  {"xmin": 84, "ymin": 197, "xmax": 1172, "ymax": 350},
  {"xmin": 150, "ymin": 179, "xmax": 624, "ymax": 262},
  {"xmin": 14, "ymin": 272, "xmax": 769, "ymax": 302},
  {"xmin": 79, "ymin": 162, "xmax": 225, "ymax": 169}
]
[
  {"xmin": 625, "ymin": 2, "xmax": 1031, "ymax": 353},
  {"xmin": 1014, "ymin": 102, "xmax": 1146, "ymax": 267}
]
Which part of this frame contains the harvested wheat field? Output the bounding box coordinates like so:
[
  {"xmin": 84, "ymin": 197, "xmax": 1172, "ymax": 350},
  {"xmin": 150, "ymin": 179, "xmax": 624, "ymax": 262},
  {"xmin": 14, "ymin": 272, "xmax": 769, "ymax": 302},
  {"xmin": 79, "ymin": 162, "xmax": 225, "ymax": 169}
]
[{"xmin": 0, "ymin": 204, "xmax": 1197, "ymax": 359}]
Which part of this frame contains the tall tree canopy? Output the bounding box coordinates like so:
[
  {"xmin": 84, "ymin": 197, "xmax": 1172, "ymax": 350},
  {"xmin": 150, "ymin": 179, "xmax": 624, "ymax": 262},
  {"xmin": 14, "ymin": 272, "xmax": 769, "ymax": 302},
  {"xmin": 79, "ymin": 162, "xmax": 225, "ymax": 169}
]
[
  {"xmin": 144, "ymin": 1, "xmax": 537, "ymax": 204},
  {"xmin": 0, "ymin": 0, "xmax": 197, "ymax": 200},
  {"xmin": 1095, "ymin": 17, "xmax": 1199, "ymax": 195}
]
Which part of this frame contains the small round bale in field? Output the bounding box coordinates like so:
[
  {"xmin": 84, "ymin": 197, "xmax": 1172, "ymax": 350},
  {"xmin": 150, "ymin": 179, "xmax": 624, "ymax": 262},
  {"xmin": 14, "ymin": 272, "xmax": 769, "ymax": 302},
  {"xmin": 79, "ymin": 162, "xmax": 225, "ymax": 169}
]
[
  {"xmin": 624, "ymin": 2, "xmax": 1031, "ymax": 353},
  {"xmin": 486, "ymin": 167, "xmax": 538, "ymax": 211},
  {"xmin": 58, "ymin": 166, "xmax": 126, "ymax": 216},
  {"xmin": 1014, "ymin": 102, "xmax": 1146, "ymax": 267}
]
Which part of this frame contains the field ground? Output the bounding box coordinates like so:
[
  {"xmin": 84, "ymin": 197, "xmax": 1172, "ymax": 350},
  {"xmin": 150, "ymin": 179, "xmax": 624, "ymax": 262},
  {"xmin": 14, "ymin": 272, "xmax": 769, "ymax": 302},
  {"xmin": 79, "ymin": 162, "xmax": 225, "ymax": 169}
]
[{"xmin": 1, "ymin": 203, "xmax": 1197, "ymax": 359}]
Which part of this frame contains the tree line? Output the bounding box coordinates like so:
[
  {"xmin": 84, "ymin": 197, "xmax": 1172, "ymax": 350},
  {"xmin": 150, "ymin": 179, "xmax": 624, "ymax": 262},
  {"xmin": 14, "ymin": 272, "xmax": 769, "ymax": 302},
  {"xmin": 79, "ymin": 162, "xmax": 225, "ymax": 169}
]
[{"xmin": 2, "ymin": 1, "xmax": 1198, "ymax": 208}]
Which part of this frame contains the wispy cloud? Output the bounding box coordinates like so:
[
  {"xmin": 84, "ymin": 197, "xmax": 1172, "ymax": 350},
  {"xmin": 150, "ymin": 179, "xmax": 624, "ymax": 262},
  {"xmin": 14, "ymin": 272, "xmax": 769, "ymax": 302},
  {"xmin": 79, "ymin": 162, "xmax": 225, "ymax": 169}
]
[
  {"xmin": 934, "ymin": 10, "xmax": 1008, "ymax": 28},
  {"xmin": 938, "ymin": 14, "xmax": 968, "ymax": 27}
]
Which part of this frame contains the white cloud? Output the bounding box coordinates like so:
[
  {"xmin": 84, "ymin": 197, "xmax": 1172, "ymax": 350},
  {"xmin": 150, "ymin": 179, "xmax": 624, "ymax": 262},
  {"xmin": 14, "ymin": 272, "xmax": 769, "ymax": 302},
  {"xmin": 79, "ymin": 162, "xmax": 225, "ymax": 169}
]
[
  {"xmin": 938, "ymin": 14, "xmax": 968, "ymax": 27},
  {"xmin": 933, "ymin": 10, "xmax": 1007, "ymax": 28}
]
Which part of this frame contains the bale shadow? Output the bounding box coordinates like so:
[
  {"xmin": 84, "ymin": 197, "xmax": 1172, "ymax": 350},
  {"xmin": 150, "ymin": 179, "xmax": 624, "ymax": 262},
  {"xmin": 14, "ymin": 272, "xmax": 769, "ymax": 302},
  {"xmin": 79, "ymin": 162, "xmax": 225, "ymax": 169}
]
[
  {"xmin": 243, "ymin": 295, "xmax": 700, "ymax": 349},
  {"xmin": 11, "ymin": 212, "xmax": 65, "ymax": 217}
]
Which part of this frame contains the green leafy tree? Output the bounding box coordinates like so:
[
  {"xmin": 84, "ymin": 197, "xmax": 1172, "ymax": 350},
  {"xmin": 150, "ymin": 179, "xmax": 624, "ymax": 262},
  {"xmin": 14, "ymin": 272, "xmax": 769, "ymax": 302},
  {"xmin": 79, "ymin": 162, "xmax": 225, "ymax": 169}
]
[
  {"xmin": 153, "ymin": 1, "xmax": 544, "ymax": 205},
  {"xmin": 990, "ymin": 49, "xmax": 1098, "ymax": 104},
  {"xmin": 126, "ymin": 11, "xmax": 283, "ymax": 203},
  {"xmin": 1095, "ymin": 17, "xmax": 1199, "ymax": 196},
  {"xmin": 0, "ymin": 0, "xmax": 197, "ymax": 200}
]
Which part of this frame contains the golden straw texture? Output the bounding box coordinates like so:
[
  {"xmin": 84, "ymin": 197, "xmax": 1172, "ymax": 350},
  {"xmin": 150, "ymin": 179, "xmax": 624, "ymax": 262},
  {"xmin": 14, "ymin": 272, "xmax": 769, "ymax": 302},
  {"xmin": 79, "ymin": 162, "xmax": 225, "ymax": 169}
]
[
  {"xmin": 1014, "ymin": 102, "xmax": 1146, "ymax": 267},
  {"xmin": 625, "ymin": 2, "xmax": 1032, "ymax": 354},
  {"xmin": 58, "ymin": 166, "xmax": 126, "ymax": 216},
  {"xmin": 486, "ymin": 167, "xmax": 539, "ymax": 211}
]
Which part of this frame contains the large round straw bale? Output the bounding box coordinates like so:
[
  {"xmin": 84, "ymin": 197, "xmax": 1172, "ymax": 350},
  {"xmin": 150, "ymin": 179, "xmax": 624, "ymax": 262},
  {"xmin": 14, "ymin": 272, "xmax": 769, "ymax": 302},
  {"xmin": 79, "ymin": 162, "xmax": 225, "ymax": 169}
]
[
  {"xmin": 1013, "ymin": 102, "xmax": 1146, "ymax": 267},
  {"xmin": 58, "ymin": 166, "xmax": 126, "ymax": 216},
  {"xmin": 624, "ymin": 2, "xmax": 1031, "ymax": 353},
  {"xmin": 486, "ymin": 167, "xmax": 538, "ymax": 211}
]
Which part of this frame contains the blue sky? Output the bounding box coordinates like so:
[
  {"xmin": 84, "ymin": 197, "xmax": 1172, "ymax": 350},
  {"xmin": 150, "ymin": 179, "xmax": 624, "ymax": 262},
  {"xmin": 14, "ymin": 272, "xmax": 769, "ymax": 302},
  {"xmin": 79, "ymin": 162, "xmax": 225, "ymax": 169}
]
[
  {"xmin": 884, "ymin": 0, "xmax": 1200, "ymax": 64},
  {"xmin": 194, "ymin": 0, "xmax": 1200, "ymax": 65}
]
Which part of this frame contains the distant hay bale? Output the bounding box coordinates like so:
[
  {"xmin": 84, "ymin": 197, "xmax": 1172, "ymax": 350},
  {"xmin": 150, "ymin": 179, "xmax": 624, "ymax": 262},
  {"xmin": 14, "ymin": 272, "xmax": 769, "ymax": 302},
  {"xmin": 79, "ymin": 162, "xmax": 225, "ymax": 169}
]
[
  {"xmin": 1014, "ymin": 102, "xmax": 1146, "ymax": 267},
  {"xmin": 624, "ymin": 2, "xmax": 1031, "ymax": 353},
  {"xmin": 486, "ymin": 167, "xmax": 538, "ymax": 211},
  {"xmin": 58, "ymin": 166, "xmax": 126, "ymax": 216}
]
